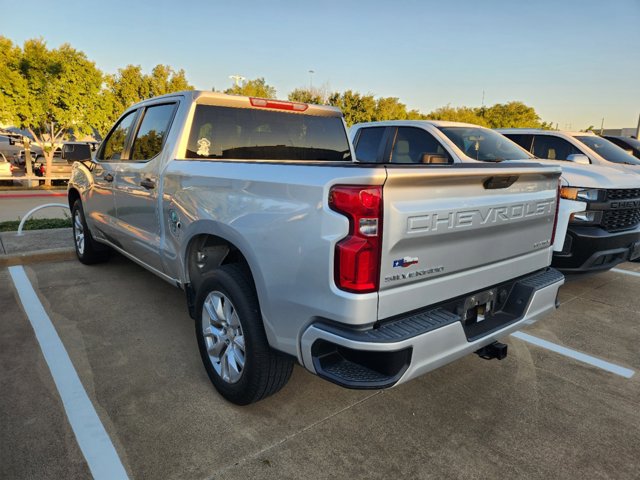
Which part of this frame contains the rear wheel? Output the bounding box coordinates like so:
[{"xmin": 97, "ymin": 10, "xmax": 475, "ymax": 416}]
[
  {"xmin": 195, "ymin": 264, "xmax": 293, "ymax": 405},
  {"xmin": 72, "ymin": 200, "xmax": 109, "ymax": 264}
]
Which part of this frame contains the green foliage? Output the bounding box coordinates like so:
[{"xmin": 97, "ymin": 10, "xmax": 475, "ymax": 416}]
[
  {"xmin": 327, "ymin": 90, "xmax": 377, "ymax": 126},
  {"xmin": 0, "ymin": 37, "xmax": 105, "ymax": 185},
  {"xmin": 17, "ymin": 39, "xmax": 105, "ymax": 140},
  {"xmin": 374, "ymin": 97, "xmax": 409, "ymax": 121},
  {"xmin": 0, "ymin": 217, "xmax": 71, "ymax": 232},
  {"xmin": 0, "ymin": 37, "xmax": 28, "ymax": 126},
  {"xmin": 288, "ymin": 87, "xmax": 327, "ymax": 105},
  {"xmin": 482, "ymin": 101, "xmax": 544, "ymax": 129},
  {"xmin": 424, "ymin": 101, "xmax": 548, "ymax": 129},
  {"xmin": 425, "ymin": 105, "xmax": 489, "ymax": 126},
  {"xmin": 317, "ymin": 91, "xmax": 427, "ymax": 126},
  {"xmin": 225, "ymin": 78, "xmax": 276, "ymax": 98},
  {"xmin": 105, "ymin": 64, "xmax": 194, "ymax": 128}
]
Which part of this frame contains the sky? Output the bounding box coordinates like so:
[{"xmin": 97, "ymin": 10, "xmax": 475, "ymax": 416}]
[{"xmin": 2, "ymin": 0, "xmax": 639, "ymax": 129}]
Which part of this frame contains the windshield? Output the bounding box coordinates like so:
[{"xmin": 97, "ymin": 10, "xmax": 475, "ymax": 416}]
[
  {"xmin": 437, "ymin": 126, "xmax": 533, "ymax": 161},
  {"xmin": 575, "ymin": 136, "xmax": 640, "ymax": 165}
]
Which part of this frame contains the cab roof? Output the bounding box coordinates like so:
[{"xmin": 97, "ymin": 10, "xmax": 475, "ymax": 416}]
[
  {"xmin": 129, "ymin": 90, "xmax": 343, "ymax": 118},
  {"xmin": 497, "ymin": 128, "xmax": 597, "ymax": 137}
]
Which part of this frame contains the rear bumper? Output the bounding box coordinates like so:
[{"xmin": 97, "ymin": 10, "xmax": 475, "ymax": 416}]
[
  {"xmin": 552, "ymin": 225, "xmax": 640, "ymax": 272},
  {"xmin": 300, "ymin": 268, "xmax": 564, "ymax": 389}
]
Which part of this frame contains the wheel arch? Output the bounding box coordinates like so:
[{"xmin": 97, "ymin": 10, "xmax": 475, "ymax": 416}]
[
  {"xmin": 180, "ymin": 223, "xmax": 267, "ymax": 321},
  {"xmin": 68, "ymin": 187, "xmax": 81, "ymax": 210}
]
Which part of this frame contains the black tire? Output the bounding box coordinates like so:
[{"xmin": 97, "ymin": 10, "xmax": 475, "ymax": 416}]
[
  {"xmin": 71, "ymin": 200, "xmax": 109, "ymax": 265},
  {"xmin": 195, "ymin": 264, "xmax": 293, "ymax": 405}
]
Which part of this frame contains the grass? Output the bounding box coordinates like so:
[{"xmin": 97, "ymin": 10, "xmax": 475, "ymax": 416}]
[{"xmin": 0, "ymin": 218, "xmax": 72, "ymax": 232}]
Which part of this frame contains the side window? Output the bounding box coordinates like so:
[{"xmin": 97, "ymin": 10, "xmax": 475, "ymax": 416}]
[
  {"xmin": 532, "ymin": 135, "xmax": 581, "ymax": 161},
  {"xmin": 100, "ymin": 111, "xmax": 137, "ymax": 161},
  {"xmin": 354, "ymin": 127, "xmax": 385, "ymax": 162},
  {"xmin": 504, "ymin": 134, "xmax": 534, "ymax": 152},
  {"xmin": 391, "ymin": 127, "xmax": 452, "ymax": 164},
  {"xmin": 130, "ymin": 103, "xmax": 177, "ymax": 161}
]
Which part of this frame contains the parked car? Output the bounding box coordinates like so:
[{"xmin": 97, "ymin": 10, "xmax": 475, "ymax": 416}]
[
  {"xmin": 68, "ymin": 91, "xmax": 564, "ymax": 404},
  {"xmin": 497, "ymin": 129, "xmax": 640, "ymax": 170},
  {"xmin": 350, "ymin": 121, "xmax": 640, "ymax": 272},
  {"xmin": 15, "ymin": 148, "xmax": 44, "ymax": 166},
  {"xmin": 602, "ymin": 135, "xmax": 640, "ymax": 160},
  {"xmin": 0, "ymin": 152, "xmax": 16, "ymax": 184},
  {"xmin": 40, "ymin": 155, "xmax": 73, "ymax": 183}
]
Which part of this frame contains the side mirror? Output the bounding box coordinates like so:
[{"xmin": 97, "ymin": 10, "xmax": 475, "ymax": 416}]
[
  {"xmin": 421, "ymin": 153, "xmax": 449, "ymax": 164},
  {"xmin": 566, "ymin": 154, "xmax": 590, "ymax": 165}
]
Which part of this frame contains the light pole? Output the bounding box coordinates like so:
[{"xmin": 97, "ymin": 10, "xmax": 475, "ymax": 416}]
[
  {"xmin": 229, "ymin": 74, "xmax": 245, "ymax": 88},
  {"xmin": 308, "ymin": 70, "xmax": 315, "ymax": 90}
]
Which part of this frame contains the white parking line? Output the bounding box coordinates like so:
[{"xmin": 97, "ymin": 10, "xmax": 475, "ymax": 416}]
[
  {"xmin": 511, "ymin": 331, "xmax": 635, "ymax": 379},
  {"xmin": 8, "ymin": 266, "xmax": 129, "ymax": 480},
  {"xmin": 611, "ymin": 268, "xmax": 640, "ymax": 278}
]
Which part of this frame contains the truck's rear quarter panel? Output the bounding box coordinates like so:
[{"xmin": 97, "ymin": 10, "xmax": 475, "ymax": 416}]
[{"xmin": 162, "ymin": 161, "xmax": 387, "ymax": 355}]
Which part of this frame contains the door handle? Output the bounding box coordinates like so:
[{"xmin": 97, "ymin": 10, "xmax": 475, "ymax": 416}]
[
  {"xmin": 140, "ymin": 178, "xmax": 156, "ymax": 190},
  {"xmin": 103, "ymin": 173, "xmax": 114, "ymax": 182}
]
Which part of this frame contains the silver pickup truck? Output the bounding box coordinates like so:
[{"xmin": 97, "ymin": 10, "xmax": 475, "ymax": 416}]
[{"xmin": 68, "ymin": 91, "xmax": 564, "ymax": 404}]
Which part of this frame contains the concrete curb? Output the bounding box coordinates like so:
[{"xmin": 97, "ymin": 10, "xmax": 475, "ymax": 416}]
[{"xmin": 0, "ymin": 247, "xmax": 76, "ymax": 266}]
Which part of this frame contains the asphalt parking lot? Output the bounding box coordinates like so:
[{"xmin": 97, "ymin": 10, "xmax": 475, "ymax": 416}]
[{"xmin": 2, "ymin": 254, "xmax": 639, "ymax": 480}]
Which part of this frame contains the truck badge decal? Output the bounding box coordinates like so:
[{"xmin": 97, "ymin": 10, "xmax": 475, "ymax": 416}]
[
  {"xmin": 385, "ymin": 265, "xmax": 444, "ymax": 283},
  {"xmin": 393, "ymin": 256, "xmax": 419, "ymax": 268},
  {"xmin": 197, "ymin": 138, "xmax": 211, "ymax": 156},
  {"xmin": 407, "ymin": 200, "xmax": 553, "ymax": 234}
]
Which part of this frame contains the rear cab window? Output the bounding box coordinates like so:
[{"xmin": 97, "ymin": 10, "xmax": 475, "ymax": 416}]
[
  {"xmin": 354, "ymin": 127, "xmax": 385, "ymax": 162},
  {"xmin": 186, "ymin": 105, "xmax": 351, "ymax": 162}
]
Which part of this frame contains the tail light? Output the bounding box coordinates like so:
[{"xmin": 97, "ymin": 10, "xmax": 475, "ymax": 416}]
[
  {"xmin": 329, "ymin": 185, "xmax": 383, "ymax": 293},
  {"xmin": 249, "ymin": 97, "xmax": 308, "ymax": 112},
  {"xmin": 550, "ymin": 179, "xmax": 561, "ymax": 246}
]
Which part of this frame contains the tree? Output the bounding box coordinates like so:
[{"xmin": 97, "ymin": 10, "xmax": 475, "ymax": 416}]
[
  {"xmin": 288, "ymin": 87, "xmax": 328, "ymax": 105},
  {"xmin": 327, "ymin": 90, "xmax": 377, "ymax": 126},
  {"xmin": 482, "ymin": 101, "xmax": 544, "ymax": 129},
  {"xmin": 104, "ymin": 64, "xmax": 194, "ymax": 130},
  {"xmin": 225, "ymin": 77, "xmax": 276, "ymax": 98},
  {"xmin": 147, "ymin": 64, "xmax": 192, "ymax": 97},
  {"xmin": 0, "ymin": 36, "xmax": 28, "ymax": 127},
  {"xmin": 106, "ymin": 65, "xmax": 150, "ymax": 116},
  {"xmin": 2, "ymin": 38, "xmax": 105, "ymax": 185},
  {"xmin": 425, "ymin": 105, "xmax": 488, "ymax": 126},
  {"xmin": 374, "ymin": 97, "xmax": 410, "ymax": 121}
]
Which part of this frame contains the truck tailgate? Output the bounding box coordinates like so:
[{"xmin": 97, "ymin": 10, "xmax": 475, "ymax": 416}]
[{"xmin": 378, "ymin": 164, "xmax": 561, "ymax": 320}]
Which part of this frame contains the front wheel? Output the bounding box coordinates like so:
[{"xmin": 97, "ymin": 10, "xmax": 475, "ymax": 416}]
[
  {"xmin": 71, "ymin": 200, "xmax": 109, "ymax": 264},
  {"xmin": 195, "ymin": 264, "xmax": 293, "ymax": 405}
]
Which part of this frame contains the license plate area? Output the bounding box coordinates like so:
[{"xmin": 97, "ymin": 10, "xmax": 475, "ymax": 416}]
[{"xmin": 459, "ymin": 288, "xmax": 501, "ymax": 326}]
